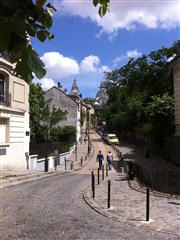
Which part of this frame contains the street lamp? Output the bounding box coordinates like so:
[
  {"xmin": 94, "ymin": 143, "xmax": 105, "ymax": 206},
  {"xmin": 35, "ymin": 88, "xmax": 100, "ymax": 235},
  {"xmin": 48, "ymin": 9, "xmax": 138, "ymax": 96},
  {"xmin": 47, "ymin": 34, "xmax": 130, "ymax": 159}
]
[{"xmin": 88, "ymin": 127, "xmax": 91, "ymax": 154}]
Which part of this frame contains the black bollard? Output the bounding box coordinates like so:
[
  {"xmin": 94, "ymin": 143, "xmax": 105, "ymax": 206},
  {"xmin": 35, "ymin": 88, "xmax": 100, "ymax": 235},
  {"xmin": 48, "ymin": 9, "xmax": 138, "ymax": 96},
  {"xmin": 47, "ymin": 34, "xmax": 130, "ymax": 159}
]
[
  {"xmin": 102, "ymin": 165, "xmax": 104, "ymax": 180},
  {"xmin": 70, "ymin": 161, "xmax": 74, "ymax": 170},
  {"xmin": 97, "ymin": 168, "xmax": 100, "ymax": 185},
  {"xmin": 65, "ymin": 157, "xmax": 67, "ymax": 170},
  {"xmin": 44, "ymin": 158, "xmax": 48, "ymax": 172},
  {"xmin": 108, "ymin": 180, "xmax": 111, "ymax": 209},
  {"xmin": 91, "ymin": 171, "xmax": 95, "ymax": 198},
  {"xmin": 91, "ymin": 171, "xmax": 94, "ymax": 191},
  {"xmin": 54, "ymin": 158, "xmax": 57, "ymax": 171},
  {"xmin": 93, "ymin": 174, "xmax": 95, "ymax": 198},
  {"xmin": 146, "ymin": 188, "xmax": 150, "ymax": 221},
  {"xmin": 54, "ymin": 150, "xmax": 58, "ymax": 171},
  {"xmin": 106, "ymin": 163, "xmax": 108, "ymax": 177}
]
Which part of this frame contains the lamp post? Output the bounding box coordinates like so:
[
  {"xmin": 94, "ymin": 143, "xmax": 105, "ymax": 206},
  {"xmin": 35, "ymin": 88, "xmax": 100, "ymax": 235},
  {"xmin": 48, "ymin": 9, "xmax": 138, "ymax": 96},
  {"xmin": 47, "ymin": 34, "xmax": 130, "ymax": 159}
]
[
  {"xmin": 75, "ymin": 140, "xmax": 78, "ymax": 161},
  {"xmin": 88, "ymin": 127, "xmax": 91, "ymax": 154}
]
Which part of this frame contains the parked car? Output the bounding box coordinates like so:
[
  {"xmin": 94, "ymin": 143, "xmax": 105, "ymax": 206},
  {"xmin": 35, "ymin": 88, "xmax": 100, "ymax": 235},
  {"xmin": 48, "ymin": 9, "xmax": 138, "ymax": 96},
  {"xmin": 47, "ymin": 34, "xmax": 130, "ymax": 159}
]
[
  {"xmin": 102, "ymin": 133, "xmax": 108, "ymax": 142},
  {"xmin": 107, "ymin": 134, "xmax": 120, "ymax": 145}
]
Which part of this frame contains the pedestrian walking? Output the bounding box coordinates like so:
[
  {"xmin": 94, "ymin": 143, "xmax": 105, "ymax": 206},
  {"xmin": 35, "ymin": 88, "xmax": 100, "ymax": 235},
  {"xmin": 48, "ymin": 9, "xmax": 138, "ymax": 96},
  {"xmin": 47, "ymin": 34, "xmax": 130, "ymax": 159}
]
[
  {"xmin": 79, "ymin": 136, "xmax": 83, "ymax": 144},
  {"xmin": 107, "ymin": 151, "xmax": 113, "ymax": 170},
  {"xmin": 84, "ymin": 135, "xmax": 87, "ymax": 144},
  {"xmin": 96, "ymin": 150, "xmax": 104, "ymax": 170}
]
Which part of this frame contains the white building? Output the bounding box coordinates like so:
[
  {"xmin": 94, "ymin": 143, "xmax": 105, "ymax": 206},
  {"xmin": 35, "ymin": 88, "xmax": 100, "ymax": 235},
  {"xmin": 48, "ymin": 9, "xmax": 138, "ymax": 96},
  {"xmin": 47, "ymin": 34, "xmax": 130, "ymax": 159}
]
[{"xmin": 0, "ymin": 58, "xmax": 30, "ymax": 170}]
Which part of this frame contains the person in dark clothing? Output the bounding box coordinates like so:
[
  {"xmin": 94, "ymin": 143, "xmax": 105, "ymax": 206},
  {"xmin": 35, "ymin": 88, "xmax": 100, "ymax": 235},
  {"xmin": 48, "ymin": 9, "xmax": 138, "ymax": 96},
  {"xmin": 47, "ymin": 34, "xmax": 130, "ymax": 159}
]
[
  {"xmin": 96, "ymin": 150, "xmax": 104, "ymax": 170},
  {"xmin": 84, "ymin": 135, "xmax": 87, "ymax": 144}
]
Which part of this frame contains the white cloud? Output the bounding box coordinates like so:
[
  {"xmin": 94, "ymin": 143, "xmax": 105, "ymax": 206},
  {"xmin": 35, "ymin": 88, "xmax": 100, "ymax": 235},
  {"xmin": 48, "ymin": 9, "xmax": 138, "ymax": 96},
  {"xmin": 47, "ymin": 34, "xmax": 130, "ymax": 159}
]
[
  {"xmin": 80, "ymin": 55, "xmax": 100, "ymax": 73},
  {"xmin": 41, "ymin": 52, "xmax": 79, "ymax": 79},
  {"xmin": 36, "ymin": 52, "xmax": 111, "ymax": 96},
  {"xmin": 127, "ymin": 49, "xmax": 142, "ymax": 58},
  {"xmin": 113, "ymin": 49, "xmax": 142, "ymax": 67},
  {"xmin": 53, "ymin": 0, "xmax": 179, "ymax": 37},
  {"xmin": 80, "ymin": 55, "xmax": 111, "ymax": 74},
  {"xmin": 99, "ymin": 65, "xmax": 111, "ymax": 73}
]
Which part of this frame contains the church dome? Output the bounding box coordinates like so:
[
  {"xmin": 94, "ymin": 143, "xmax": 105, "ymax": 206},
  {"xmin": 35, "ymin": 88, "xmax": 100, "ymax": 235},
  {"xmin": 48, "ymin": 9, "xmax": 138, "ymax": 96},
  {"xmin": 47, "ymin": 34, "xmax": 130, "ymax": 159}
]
[
  {"xmin": 96, "ymin": 90, "xmax": 108, "ymax": 100},
  {"xmin": 95, "ymin": 90, "xmax": 108, "ymax": 108}
]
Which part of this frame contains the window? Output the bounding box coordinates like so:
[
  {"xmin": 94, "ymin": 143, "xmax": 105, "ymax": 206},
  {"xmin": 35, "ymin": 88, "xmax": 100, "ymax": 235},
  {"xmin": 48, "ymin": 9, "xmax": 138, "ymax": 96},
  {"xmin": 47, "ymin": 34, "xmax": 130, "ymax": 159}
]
[{"xmin": 0, "ymin": 72, "xmax": 10, "ymax": 106}]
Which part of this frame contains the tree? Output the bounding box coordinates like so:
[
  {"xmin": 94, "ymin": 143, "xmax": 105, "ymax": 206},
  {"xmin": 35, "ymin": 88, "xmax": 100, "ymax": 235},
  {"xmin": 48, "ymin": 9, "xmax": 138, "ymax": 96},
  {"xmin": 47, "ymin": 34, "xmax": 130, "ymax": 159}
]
[
  {"xmin": 0, "ymin": 0, "xmax": 111, "ymax": 83},
  {"xmin": 93, "ymin": 0, "xmax": 111, "ymax": 17},
  {"xmin": 50, "ymin": 126, "xmax": 76, "ymax": 142},
  {"xmin": 29, "ymin": 82, "xmax": 67, "ymax": 141},
  {"xmin": 29, "ymin": 82, "xmax": 76, "ymax": 142},
  {"xmin": 102, "ymin": 41, "xmax": 180, "ymax": 146},
  {"xmin": 145, "ymin": 94, "xmax": 174, "ymax": 145},
  {"xmin": 0, "ymin": 0, "xmax": 56, "ymax": 82},
  {"xmin": 29, "ymin": 82, "xmax": 49, "ymax": 140},
  {"xmin": 50, "ymin": 105, "xmax": 67, "ymax": 128}
]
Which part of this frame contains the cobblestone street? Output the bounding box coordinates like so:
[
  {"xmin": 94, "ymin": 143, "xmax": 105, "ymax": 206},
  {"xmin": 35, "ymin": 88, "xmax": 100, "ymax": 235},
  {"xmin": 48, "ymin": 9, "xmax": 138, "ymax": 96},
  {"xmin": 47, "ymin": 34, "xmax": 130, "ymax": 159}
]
[
  {"xmin": 1, "ymin": 172, "xmax": 179, "ymax": 240},
  {"xmin": 1, "ymin": 131, "xmax": 179, "ymax": 239}
]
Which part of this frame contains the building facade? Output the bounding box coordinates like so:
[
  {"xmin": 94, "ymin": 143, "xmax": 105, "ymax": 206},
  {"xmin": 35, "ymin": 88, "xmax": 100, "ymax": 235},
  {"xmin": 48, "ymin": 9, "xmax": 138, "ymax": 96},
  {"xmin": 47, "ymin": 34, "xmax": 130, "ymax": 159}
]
[
  {"xmin": 44, "ymin": 84, "xmax": 81, "ymax": 141},
  {"xmin": 0, "ymin": 58, "xmax": 30, "ymax": 170},
  {"xmin": 171, "ymin": 54, "xmax": 180, "ymax": 165}
]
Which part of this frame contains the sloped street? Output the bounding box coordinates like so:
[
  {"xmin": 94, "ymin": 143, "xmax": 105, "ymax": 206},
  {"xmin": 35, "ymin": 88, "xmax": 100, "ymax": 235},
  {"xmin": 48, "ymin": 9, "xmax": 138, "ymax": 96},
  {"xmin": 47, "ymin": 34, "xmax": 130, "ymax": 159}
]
[{"xmin": 1, "ymin": 131, "xmax": 179, "ymax": 240}]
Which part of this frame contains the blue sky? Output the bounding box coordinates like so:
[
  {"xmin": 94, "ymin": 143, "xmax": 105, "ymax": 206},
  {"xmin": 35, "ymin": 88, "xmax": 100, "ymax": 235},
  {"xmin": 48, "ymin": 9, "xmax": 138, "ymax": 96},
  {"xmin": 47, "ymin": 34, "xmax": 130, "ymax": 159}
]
[{"xmin": 32, "ymin": 0, "xmax": 180, "ymax": 99}]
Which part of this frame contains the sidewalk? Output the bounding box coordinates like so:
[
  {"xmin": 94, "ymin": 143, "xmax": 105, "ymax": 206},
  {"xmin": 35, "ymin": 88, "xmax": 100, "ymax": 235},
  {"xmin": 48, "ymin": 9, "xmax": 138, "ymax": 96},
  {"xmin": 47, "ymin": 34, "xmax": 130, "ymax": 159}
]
[
  {"xmin": 0, "ymin": 137, "xmax": 92, "ymax": 189},
  {"xmin": 83, "ymin": 139, "xmax": 180, "ymax": 237}
]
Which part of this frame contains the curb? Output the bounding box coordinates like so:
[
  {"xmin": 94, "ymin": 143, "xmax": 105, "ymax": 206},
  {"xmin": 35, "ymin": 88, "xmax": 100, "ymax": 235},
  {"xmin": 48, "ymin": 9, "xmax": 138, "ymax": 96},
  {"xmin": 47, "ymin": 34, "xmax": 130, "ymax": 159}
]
[{"xmin": 83, "ymin": 185, "xmax": 180, "ymax": 236}]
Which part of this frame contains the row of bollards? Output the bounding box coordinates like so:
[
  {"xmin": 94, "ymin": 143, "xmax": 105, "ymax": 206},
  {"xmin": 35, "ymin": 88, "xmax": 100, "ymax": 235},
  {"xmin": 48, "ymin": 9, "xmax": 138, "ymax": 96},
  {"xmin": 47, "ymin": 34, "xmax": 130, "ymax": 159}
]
[
  {"xmin": 91, "ymin": 165, "xmax": 111, "ymax": 208},
  {"xmin": 64, "ymin": 153, "xmax": 90, "ymax": 171},
  {"xmin": 91, "ymin": 167, "xmax": 151, "ymax": 221},
  {"xmin": 97, "ymin": 164, "xmax": 109, "ymax": 185},
  {"xmin": 44, "ymin": 138, "xmax": 92, "ymax": 172}
]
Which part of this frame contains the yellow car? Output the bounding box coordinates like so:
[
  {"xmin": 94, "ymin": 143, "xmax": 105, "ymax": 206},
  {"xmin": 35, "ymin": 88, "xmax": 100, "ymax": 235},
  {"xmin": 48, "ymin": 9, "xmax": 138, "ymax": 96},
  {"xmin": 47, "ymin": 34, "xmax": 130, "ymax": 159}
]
[{"xmin": 107, "ymin": 134, "xmax": 120, "ymax": 145}]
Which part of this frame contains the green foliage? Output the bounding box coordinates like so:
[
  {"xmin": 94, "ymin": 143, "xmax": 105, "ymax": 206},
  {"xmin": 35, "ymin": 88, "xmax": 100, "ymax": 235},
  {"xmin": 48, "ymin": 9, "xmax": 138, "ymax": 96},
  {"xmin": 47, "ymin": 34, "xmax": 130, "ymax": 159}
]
[
  {"xmin": 50, "ymin": 126, "xmax": 76, "ymax": 142},
  {"xmin": 0, "ymin": 0, "xmax": 111, "ymax": 82},
  {"xmin": 145, "ymin": 94, "xmax": 174, "ymax": 144},
  {"xmin": 0, "ymin": 0, "xmax": 56, "ymax": 82},
  {"xmin": 61, "ymin": 144, "xmax": 73, "ymax": 153},
  {"xmin": 50, "ymin": 105, "xmax": 67, "ymax": 128},
  {"xmin": 29, "ymin": 82, "xmax": 68, "ymax": 141},
  {"xmin": 93, "ymin": 0, "xmax": 111, "ymax": 17},
  {"xmin": 102, "ymin": 41, "xmax": 180, "ymax": 146},
  {"xmin": 29, "ymin": 82, "xmax": 49, "ymax": 139}
]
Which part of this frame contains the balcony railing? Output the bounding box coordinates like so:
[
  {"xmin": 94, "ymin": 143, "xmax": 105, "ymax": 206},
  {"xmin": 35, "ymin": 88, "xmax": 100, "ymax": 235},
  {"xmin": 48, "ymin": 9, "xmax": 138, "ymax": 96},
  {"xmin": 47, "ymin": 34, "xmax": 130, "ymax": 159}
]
[{"xmin": 0, "ymin": 91, "xmax": 11, "ymax": 107}]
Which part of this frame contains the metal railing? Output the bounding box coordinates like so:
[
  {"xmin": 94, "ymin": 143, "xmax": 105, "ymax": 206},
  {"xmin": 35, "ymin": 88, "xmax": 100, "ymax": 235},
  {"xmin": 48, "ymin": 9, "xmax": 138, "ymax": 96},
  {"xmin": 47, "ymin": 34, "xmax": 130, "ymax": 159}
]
[
  {"xmin": 0, "ymin": 91, "xmax": 11, "ymax": 107},
  {"xmin": 135, "ymin": 164, "xmax": 180, "ymax": 196}
]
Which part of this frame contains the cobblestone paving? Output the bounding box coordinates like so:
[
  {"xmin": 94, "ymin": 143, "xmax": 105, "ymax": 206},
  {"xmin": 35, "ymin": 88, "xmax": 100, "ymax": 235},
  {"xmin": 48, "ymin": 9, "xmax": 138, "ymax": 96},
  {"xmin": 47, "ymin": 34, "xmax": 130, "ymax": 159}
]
[
  {"xmin": 1, "ymin": 173, "xmax": 179, "ymax": 240},
  {"xmin": 1, "ymin": 131, "xmax": 180, "ymax": 239},
  {"xmin": 88, "ymin": 172, "xmax": 180, "ymax": 235}
]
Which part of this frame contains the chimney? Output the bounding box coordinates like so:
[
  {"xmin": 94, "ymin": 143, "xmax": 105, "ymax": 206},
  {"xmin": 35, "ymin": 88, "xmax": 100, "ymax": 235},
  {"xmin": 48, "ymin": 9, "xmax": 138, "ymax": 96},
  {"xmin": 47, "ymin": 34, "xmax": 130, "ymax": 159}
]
[{"xmin": 58, "ymin": 82, "xmax": 62, "ymax": 90}]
